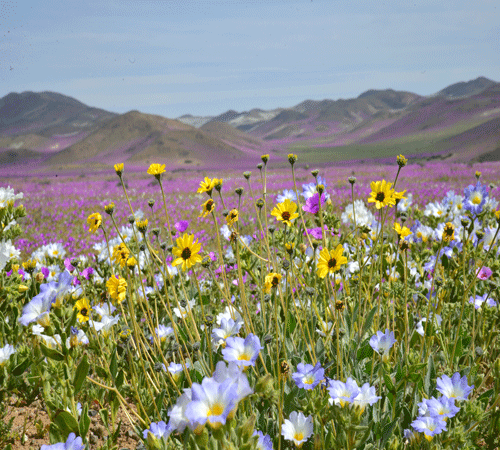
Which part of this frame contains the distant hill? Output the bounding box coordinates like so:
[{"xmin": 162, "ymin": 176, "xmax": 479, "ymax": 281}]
[
  {"xmin": 0, "ymin": 91, "xmax": 116, "ymax": 136},
  {"xmin": 436, "ymin": 76, "xmax": 496, "ymax": 99},
  {"xmin": 1, "ymin": 76, "xmax": 499, "ymax": 173},
  {"xmin": 46, "ymin": 110, "xmax": 252, "ymax": 168}
]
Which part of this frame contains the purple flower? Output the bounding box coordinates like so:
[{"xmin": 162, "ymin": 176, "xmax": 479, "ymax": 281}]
[
  {"xmin": 292, "ymin": 362, "xmax": 324, "ymax": 390},
  {"xmin": 464, "ymin": 181, "xmax": 488, "ymax": 215},
  {"xmin": 222, "ymin": 334, "xmax": 262, "ymax": 368},
  {"xmin": 64, "ymin": 258, "xmax": 75, "ymax": 272},
  {"xmin": 436, "ymin": 372, "xmax": 474, "ymax": 401},
  {"xmin": 80, "ymin": 267, "xmax": 94, "ymax": 279},
  {"xmin": 302, "ymin": 193, "xmax": 326, "ymax": 214},
  {"xmin": 175, "ymin": 220, "xmax": 189, "ymax": 233},
  {"xmin": 304, "ymin": 226, "xmax": 328, "ymax": 240},
  {"xmin": 476, "ymin": 266, "xmax": 492, "ymax": 280},
  {"xmin": 41, "ymin": 267, "xmax": 50, "ymax": 278}
]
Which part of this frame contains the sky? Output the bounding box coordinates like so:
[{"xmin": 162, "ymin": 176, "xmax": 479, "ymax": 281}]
[{"xmin": 0, "ymin": 0, "xmax": 499, "ymax": 118}]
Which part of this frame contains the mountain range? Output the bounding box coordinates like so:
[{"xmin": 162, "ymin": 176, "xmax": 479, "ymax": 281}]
[{"xmin": 0, "ymin": 76, "xmax": 499, "ymax": 174}]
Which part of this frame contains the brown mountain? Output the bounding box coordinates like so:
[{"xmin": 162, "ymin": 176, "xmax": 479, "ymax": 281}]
[{"xmin": 46, "ymin": 110, "xmax": 250, "ymax": 168}]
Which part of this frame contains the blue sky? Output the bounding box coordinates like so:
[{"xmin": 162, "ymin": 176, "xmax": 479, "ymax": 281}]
[{"xmin": 1, "ymin": 0, "xmax": 499, "ymax": 117}]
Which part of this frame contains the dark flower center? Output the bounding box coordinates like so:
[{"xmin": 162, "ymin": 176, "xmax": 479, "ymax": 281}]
[
  {"xmin": 81, "ymin": 308, "xmax": 88, "ymax": 317},
  {"xmin": 445, "ymin": 227, "xmax": 453, "ymax": 236},
  {"xmin": 272, "ymin": 276, "xmax": 279, "ymax": 286},
  {"xmin": 328, "ymin": 258, "xmax": 337, "ymax": 268},
  {"xmin": 206, "ymin": 200, "xmax": 214, "ymax": 211},
  {"xmin": 181, "ymin": 247, "xmax": 192, "ymax": 260},
  {"xmin": 376, "ymin": 192, "xmax": 385, "ymax": 202},
  {"xmin": 282, "ymin": 211, "xmax": 291, "ymax": 221},
  {"xmin": 230, "ymin": 212, "xmax": 237, "ymax": 220}
]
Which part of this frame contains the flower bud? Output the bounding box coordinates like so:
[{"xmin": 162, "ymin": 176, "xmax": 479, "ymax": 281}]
[{"xmin": 243, "ymin": 171, "xmax": 251, "ymax": 180}]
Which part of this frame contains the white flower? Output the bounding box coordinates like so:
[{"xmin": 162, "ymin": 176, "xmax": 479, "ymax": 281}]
[
  {"xmin": 89, "ymin": 315, "xmax": 120, "ymax": 336},
  {"xmin": 281, "ymin": 411, "xmax": 313, "ymax": 447},
  {"xmin": 276, "ymin": 189, "xmax": 297, "ymax": 203},
  {"xmin": 0, "ymin": 239, "xmax": 20, "ymax": 270},
  {"xmin": 0, "ymin": 186, "xmax": 23, "ymax": 208},
  {"xmin": 416, "ymin": 314, "xmax": 442, "ymax": 336},
  {"xmin": 0, "ymin": 344, "xmax": 15, "ymax": 366},
  {"xmin": 341, "ymin": 200, "xmax": 375, "ymax": 227},
  {"xmin": 173, "ymin": 299, "xmax": 196, "ymax": 319},
  {"xmin": 216, "ymin": 305, "xmax": 242, "ymax": 326},
  {"xmin": 397, "ymin": 193, "xmax": 413, "ymax": 212}
]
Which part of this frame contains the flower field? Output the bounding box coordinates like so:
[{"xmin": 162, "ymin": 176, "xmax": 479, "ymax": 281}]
[{"xmin": 0, "ymin": 155, "xmax": 499, "ymax": 449}]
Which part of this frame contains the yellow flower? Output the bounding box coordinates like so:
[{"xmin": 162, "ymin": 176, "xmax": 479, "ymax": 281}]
[
  {"xmin": 136, "ymin": 218, "xmax": 148, "ymax": 233},
  {"xmin": 107, "ymin": 275, "xmax": 127, "ymax": 304},
  {"xmin": 114, "ymin": 163, "xmax": 124, "ymax": 176},
  {"xmin": 495, "ymin": 210, "xmax": 500, "ymax": 222},
  {"xmin": 147, "ymin": 163, "xmax": 166, "ymax": 176},
  {"xmin": 197, "ymin": 177, "xmax": 216, "ymax": 195},
  {"xmin": 213, "ymin": 178, "xmax": 223, "ymax": 191},
  {"xmin": 393, "ymin": 222, "xmax": 412, "ymax": 239},
  {"xmin": 226, "ymin": 209, "xmax": 239, "ymax": 227},
  {"xmin": 442, "ymin": 222, "xmax": 455, "ymax": 242},
  {"xmin": 271, "ymin": 199, "xmax": 299, "ymax": 226},
  {"xmin": 397, "ymin": 154, "xmax": 407, "ymax": 167},
  {"xmin": 172, "ymin": 233, "xmax": 202, "ymax": 271},
  {"xmin": 264, "ymin": 272, "xmax": 282, "ymax": 293},
  {"xmin": 368, "ymin": 180, "xmax": 400, "ymax": 209},
  {"xmin": 199, "ymin": 199, "xmax": 215, "ymax": 217},
  {"xmin": 317, "ymin": 245, "xmax": 347, "ymax": 278},
  {"xmin": 111, "ymin": 243, "xmax": 130, "ymax": 268},
  {"xmin": 127, "ymin": 257, "xmax": 137, "ymax": 268},
  {"xmin": 87, "ymin": 212, "xmax": 102, "ymax": 233},
  {"xmin": 74, "ymin": 297, "xmax": 91, "ymax": 323}
]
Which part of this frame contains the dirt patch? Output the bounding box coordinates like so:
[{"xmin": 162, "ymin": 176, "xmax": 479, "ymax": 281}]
[{"xmin": 3, "ymin": 396, "xmax": 141, "ymax": 450}]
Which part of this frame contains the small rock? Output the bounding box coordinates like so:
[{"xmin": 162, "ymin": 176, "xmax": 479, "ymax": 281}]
[
  {"xmin": 88, "ymin": 410, "xmax": 98, "ymax": 417},
  {"xmin": 94, "ymin": 425, "xmax": 106, "ymax": 438},
  {"xmin": 135, "ymin": 443, "xmax": 146, "ymax": 450},
  {"xmin": 89, "ymin": 433, "xmax": 98, "ymax": 445}
]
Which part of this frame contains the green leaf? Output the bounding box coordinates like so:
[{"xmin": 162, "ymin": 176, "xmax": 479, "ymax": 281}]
[
  {"xmin": 361, "ymin": 306, "xmax": 377, "ymax": 338},
  {"xmin": 79, "ymin": 404, "xmax": 91, "ymax": 439},
  {"xmin": 94, "ymin": 365, "xmax": 107, "ymax": 379},
  {"xmin": 73, "ymin": 354, "xmax": 89, "ymax": 395},
  {"xmin": 357, "ymin": 339, "xmax": 374, "ymax": 361},
  {"xmin": 286, "ymin": 310, "xmax": 297, "ymax": 335},
  {"xmin": 53, "ymin": 410, "xmax": 79, "ymax": 438},
  {"xmin": 109, "ymin": 347, "xmax": 117, "ymax": 380},
  {"xmin": 99, "ymin": 408, "xmax": 109, "ymax": 428},
  {"xmin": 383, "ymin": 371, "xmax": 396, "ymax": 394},
  {"xmin": 424, "ymin": 355, "xmax": 435, "ymax": 396},
  {"xmin": 40, "ymin": 342, "xmax": 64, "ymax": 361},
  {"xmin": 380, "ymin": 418, "xmax": 398, "ymax": 448},
  {"xmin": 115, "ymin": 369, "xmax": 124, "ymax": 389},
  {"xmin": 12, "ymin": 357, "xmax": 31, "ymax": 376}
]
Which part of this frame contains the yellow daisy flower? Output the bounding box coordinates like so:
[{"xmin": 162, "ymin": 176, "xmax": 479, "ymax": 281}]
[
  {"xmin": 74, "ymin": 297, "xmax": 91, "ymax": 323},
  {"xmin": 368, "ymin": 180, "xmax": 398, "ymax": 209},
  {"xmin": 271, "ymin": 199, "xmax": 299, "ymax": 226},
  {"xmin": 197, "ymin": 177, "xmax": 216, "ymax": 195},
  {"xmin": 87, "ymin": 212, "xmax": 102, "ymax": 233},
  {"xmin": 114, "ymin": 163, "xmax": 124, "ymax": 176},
  {"xmin": 226, "ymin": 209, "xmax": 239, "ymax": 227},
  {"xmin": 147, "ymin": 163, "xmax": 166, "ymax": 176},
  {"xmin": 106, "ymin": 275, "xmax": 127, "ymax": 304},
  {"xmin": 172, "ymin": 233, "xmax": 202, "ymax": 271},
  {"xmin": 393, "ymin": 222, "xmax": 412, "ymax": 239},
  {"xmin": 264, "ymin": 272, "xmax": 282, "ymax": 293},
  {"xmin": 111, "ymin": 243, "xmax": 130, "ymax": 268},
  {"xmin": 199, "ymin": 199, "xmax": 215, "ymax": 217},
  {"xmin": 317, "ymin": 245, "xmax": 347, "ymax": 278}
]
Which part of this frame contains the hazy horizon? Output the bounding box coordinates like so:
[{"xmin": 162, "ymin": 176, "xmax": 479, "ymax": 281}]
[{"xmin": 1, "ymin": 0, "xmax": 499, "ymax": 118}]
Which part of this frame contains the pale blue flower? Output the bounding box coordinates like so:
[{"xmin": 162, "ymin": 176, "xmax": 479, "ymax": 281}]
[
  {"xmin": 369, "ymin": 329, "xmax": 396, "ymax": 360},
  {"xmin": 142, "ymin": 420, "xmax": 171, "ymax": 440},
  {"xmin": 352, "ymin": 383, "xmax": 381, "ymax": 413},
  {"xmin": 328, "ymin": 378, "xmax": 360, "ymax": 407},
  {"xmin": 411, "ymin": 416, "xmax": 447, "ymax": 441},
  {"xmin": 436, "ymin": 372, "xmax": 474, "ymax": 401},
  {"xmin": 222, "ymin": 333, "xmax": 262, "ymax": 367},
  {"xmin": 281, "ymin": 411, "xmax": 313, "ymax": 447},
  {"xmin": 40, "ymin": 432, "xmax": 84, "ymax": 450},
  {"xmin": 276, "ymin": 189, "xmax": 297, "ymax": 203},
  {"xmin": 292, "ymin": 362, "xmax": 324, "ymax": 390},
  {"xmin": 253, "ymin": 430, "xmax": 273, "ymax": 450}
]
